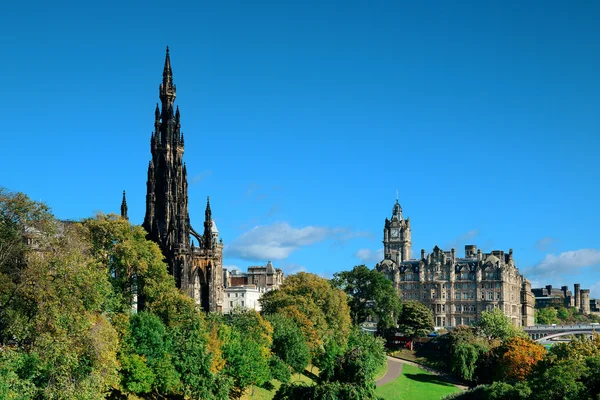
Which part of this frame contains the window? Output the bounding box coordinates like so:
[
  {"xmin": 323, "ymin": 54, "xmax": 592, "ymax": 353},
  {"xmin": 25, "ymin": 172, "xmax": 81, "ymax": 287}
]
[
  {"xmin": 235, "ymin": 293, "xmax": 238, "ymax": 297},
  {"xmin": 230, "ymin": 301, "xmax": 233, "ymax": 307},
  {"xmin": 241, "ymin": 301, "xmax": 244, "ymax": 307},
  {"xmin": 463, "ymin": 293, "xmax": 468, "ymax": 300},
  {"xmin": 241, "ymin": 293, "xmax": 244, "ymax": 298},
  {"xmin": 456, "ymin": 293, "xmax": 461, "ymax": 299},
  {"xmin": 227, "ymin": 293, "xmax": 230, "ymax": 297},
  {"xmin": 487, "ymin": 292, "xmax": 494, "ymax": 300}
]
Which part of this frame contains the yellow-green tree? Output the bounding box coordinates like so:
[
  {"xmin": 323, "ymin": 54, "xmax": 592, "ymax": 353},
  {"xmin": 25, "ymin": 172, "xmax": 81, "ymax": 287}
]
[
  {"xmin": 0, "ymin": 189, "xmax": 119, "ymax": 399},
  {"xmin": 260, "ymin": 272, "xmax": 352, "ymax": 354}
]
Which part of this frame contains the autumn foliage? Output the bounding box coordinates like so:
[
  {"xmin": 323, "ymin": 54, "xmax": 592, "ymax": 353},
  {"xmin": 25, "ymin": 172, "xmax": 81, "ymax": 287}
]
[{"xmin": 498, "ymin": 336, "xmax": 546, "ymax": 381}]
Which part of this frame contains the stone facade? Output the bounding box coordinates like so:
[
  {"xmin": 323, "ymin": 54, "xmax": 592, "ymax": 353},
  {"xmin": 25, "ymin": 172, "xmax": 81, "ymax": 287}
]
[
  {"xmin": 142, "ymin": 48, "xmax": 223, "ymax": 312},
  {"xmin": 224, "ymin": 261, "xmax": 284, "ymax": 291},
  {"xmin": 376, "ymin": 199, "xmax": 535, "ymax": 327},
  {"xmin": 532, "ymin": 283, "xmax": 593, "ymax": 314}
]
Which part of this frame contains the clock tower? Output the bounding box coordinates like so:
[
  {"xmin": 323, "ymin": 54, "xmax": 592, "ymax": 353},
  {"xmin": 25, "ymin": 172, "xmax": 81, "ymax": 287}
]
[{"xmin": 383, "ymin": 197, "xmax": 412, "ymax": 263}]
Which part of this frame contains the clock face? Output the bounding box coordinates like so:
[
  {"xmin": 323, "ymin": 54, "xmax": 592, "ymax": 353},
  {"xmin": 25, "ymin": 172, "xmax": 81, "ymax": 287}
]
[{"xmin": 391, "ymin": 229, "xmax": 399, "ymax": 238}]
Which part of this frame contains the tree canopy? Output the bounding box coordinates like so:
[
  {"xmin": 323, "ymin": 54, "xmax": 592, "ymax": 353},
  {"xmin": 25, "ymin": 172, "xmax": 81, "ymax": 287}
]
[
  {"xmin": 331, "ymin": 264, "xmax": 402, "ymax": 333},
  {"xmin": 397, "ymin": 301, "xmax": 434, "ymax": 339}
]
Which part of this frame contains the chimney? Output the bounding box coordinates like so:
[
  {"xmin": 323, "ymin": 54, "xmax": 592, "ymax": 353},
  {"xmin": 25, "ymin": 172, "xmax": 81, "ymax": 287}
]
[{"xmin": 465, "ymin": 245, "xmax": 477, "ymax": 258}]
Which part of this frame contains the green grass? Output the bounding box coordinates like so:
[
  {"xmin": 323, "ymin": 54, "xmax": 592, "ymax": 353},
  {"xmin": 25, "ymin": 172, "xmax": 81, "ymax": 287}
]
[
  {"xmin": 376, "ymin": 364, "xmax": 462, "ymax": 400},
  {"xmin": 242, "ymin": 368, "xmax": 317, "ymax": 400}
]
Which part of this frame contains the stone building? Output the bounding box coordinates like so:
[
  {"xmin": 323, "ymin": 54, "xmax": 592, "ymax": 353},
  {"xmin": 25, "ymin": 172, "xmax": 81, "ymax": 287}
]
[
  {"xmin": 224, "ymin": 261, "xmax": 284, "ymax": 291},
  {"xmin": 141, "ymin": 48, "xmax": 224, "ymax": 312},
  {"xmin": 222, "ymin": 286, "xmax": 267, "ymax": 314},
  {"xmin": 376, "ymin": 198, "xmax": 535, "ymax": 327},
  {"xmin": 531, "ymin": 283, "xmax": 592, "ymax": 314}
]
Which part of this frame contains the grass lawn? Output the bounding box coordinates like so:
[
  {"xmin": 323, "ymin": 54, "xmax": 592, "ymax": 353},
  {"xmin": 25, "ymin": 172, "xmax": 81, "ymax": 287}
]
[
  {"xmin": 241, "ymin": 367, "xmax": 317, "ymax": 400},
  {"xmin": 375, "ymin": 363, "xmax": 462, "ymax": 400}
]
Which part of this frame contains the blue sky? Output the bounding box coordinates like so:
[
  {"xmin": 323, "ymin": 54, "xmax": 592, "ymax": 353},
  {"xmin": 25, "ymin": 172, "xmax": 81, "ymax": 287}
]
[{"xmin": 1, "ymin": 1, "xmax": 599, "ymax": 297}]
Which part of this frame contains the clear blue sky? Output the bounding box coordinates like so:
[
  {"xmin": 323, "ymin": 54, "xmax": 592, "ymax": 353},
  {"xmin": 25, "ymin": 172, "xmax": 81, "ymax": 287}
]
[{"xmin": 2, "ymin": 1, "xmax": 599, "ymax": 297}]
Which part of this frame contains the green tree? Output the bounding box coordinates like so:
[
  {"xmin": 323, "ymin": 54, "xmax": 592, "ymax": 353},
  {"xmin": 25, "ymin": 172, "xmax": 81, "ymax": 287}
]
[
  {"xmin": 260, "ymin": 272, "xmax": 352, "ymax": 354},
  {"xmin": 0, "ymin": 190, "xmax": 120, "ymax": 399},
  {"xmin": 397, "ymin": 301, "xmax": 434, "ymax": 342},
  {"xmin": 267, "ymin": 313, "xmax": 310, "ymax": 374},
  {"xmin": 536, "ymin": 307, "xmax": 559, "ymax": 325},
  {"xmin": 275, "ymin": 329, "xmax": 385, "ymax": 400},
  {"xmin": 583, "ymin": 354, "xmax": 600, "ymax": 399},
  {"xmin": 475, "ymin": 308, "xmax": 525, "ymax": 341},
  {"xmin": 331, "ymin": 265, "xmax": 402, "ymax": 333},
  {"xmin": 223, "ymin": 310, "xmax": 273, "ymax": 399},
  {"xmin": 82, "ymin": 214, "xmax": 229, "ymax": 399},
  {"xmin": 443, "ymin": 381, "xmax": 531, "ymax": 400},
  {"xmin": 447, "ymin": 325, "xmax": 490, "ymax": 382},
  {"xmin": 330, "ymin": 329, "xmax": 386, "ymax": 387},
  {"xmin": 528, "ymin": 358, "xmax": 587, "ymax": 400},
  {"xmin": 119, "ymin": 311, "xmax": 181, "ymax": 395}
]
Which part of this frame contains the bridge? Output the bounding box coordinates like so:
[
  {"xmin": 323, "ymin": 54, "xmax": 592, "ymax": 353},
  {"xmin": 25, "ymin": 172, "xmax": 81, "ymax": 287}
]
[{"xmin": 524, "ymin": 324, "xmax": 600, "ymax": 344}]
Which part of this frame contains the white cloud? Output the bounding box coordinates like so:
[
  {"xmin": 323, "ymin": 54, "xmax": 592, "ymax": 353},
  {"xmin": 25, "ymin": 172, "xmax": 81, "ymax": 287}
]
[
  {"xmin": 355, "ymin": 248, "xmax": 384, "ymax": 264},
  {"xmin": 226, "ymin": 222, "xmax": 366, "ymax": 261},
  {"xmin": 535, "ymin": 237, "xmax": 557, "ymax": 251},
  {"xmin": 523, "ymin": 249, "xmax": 600, "ymax": 281}
]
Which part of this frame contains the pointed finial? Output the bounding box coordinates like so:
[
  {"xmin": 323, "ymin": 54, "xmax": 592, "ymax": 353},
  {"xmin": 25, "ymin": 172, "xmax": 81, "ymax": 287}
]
[
  {"xmin": 175, "ymin": 105, "xmax": 180, "ymax": 122},
  {"xmin": 163, "ymin": 46, "xmax": 172, "ymax": 80},
  {"xmin": 155, "ymin": 103, "xmax": 160, "ymax": 120},
  {"xmin": 203, "ymin": 196, "xmax": 213, "ymax": 249},
  {"xmin": 121, "ymin": 190, "xmax": 129, "ymax": 221},
  {"xmin": 396, "ymin": 189, "xmax": 398, "ymax": 202},
  {"xmin": 205, "ymin": 196, "xmax": 212, "ymax": 220}
]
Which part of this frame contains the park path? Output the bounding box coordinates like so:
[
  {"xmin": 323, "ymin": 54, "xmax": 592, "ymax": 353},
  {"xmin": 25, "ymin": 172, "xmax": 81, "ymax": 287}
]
[
  {"xmin": 376, "ymin": 356, "xmax": 469, "ymax": 390},
  {"xmin": 376, "ymin": 356, "xmax": 404, "ymax": 386}
]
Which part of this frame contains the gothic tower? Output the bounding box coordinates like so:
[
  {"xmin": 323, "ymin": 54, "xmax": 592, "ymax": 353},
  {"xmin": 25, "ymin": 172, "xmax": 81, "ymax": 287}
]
[
  {"xmin": 121, "ymin": 190, "xmax": 128, "ymax": 220},
  {"xmin": 382, "ymin": 196, "xmax": 412, "ymax": 263},
  {"xmin": 142, "ymin": 47, "xmax": 223, "ymax": 313},
  {"xmin": 143, "ymin": 46, "xmax": 191, "ymax": 289}
]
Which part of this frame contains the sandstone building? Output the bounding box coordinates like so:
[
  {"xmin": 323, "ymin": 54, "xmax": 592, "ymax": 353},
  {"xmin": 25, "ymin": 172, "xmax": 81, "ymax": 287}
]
[
  {"xmin": 141, "ymin": 48, "xmax": 224, "ymax": 312},
  {"xmin": 376, "ymin": 198, "xmax": 535, "ymax": 327}
]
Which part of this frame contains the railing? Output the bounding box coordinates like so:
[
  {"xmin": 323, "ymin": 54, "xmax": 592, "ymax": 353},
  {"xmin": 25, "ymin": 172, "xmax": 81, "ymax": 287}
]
[{"xmin": 524, "ymin": 324, "xmax": 600, "ymax": 331}]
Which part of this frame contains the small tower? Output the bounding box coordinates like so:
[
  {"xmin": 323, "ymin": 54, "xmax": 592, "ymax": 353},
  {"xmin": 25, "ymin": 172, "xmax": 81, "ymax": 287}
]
[
  {"xmin": 120, "ymin": 190, "xmax": 128, "ymax": 220},
  {"xmin": 382, "ymin": 195, "xmax": 412, "ymax": 263}
]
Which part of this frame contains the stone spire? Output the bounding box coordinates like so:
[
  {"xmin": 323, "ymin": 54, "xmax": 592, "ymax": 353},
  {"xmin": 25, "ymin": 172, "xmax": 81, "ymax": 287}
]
[
  {"xmin": 143, "ymin": 47, "xmax": 190, "ymax": 288},
  {"xmin": 120, "ymin": 190, "xmax": 128, "ymax": 220},
  {"xmin": 159, "ymin": 46, "xmax": 176, "ymax": 111},
  {"xmin": 392, "ymin": 198, "xmax": 402, "ymax": 220},
  {"xmin": 203, "ymin": 197, "xmax": 213, "ymax": 249}
]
